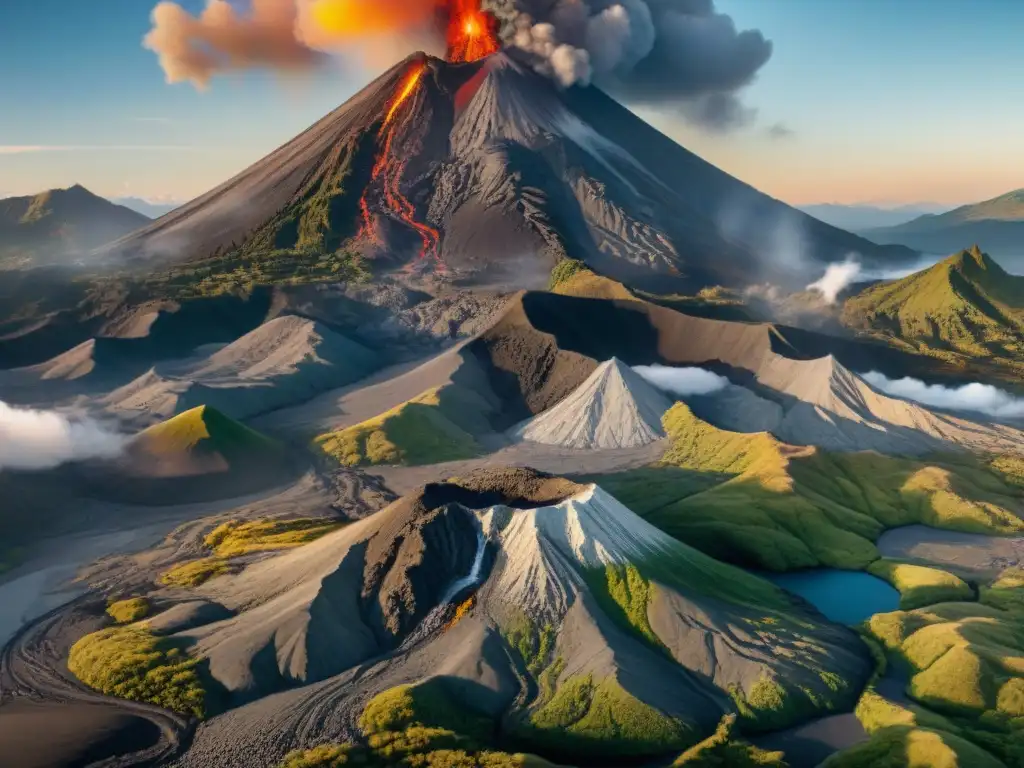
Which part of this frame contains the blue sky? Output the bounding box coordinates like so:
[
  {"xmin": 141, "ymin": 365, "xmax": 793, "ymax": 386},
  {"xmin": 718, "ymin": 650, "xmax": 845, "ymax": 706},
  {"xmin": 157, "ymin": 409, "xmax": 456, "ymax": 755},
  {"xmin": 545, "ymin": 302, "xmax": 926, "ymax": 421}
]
[{"xmin": 1, "ymin": 0, "xmax": 1022, "ymax": 206}]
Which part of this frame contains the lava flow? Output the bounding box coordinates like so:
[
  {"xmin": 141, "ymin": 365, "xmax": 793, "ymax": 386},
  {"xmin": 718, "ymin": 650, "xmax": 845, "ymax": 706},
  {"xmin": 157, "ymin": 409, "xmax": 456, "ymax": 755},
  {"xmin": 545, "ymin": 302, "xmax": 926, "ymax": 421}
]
[
  {"xmin": 446, "ymin": 0, "xmax": 500, "ymax": 63},
  {"xmin": 358, "ymin": 63, "xmax": 442, "ymax": 266}
]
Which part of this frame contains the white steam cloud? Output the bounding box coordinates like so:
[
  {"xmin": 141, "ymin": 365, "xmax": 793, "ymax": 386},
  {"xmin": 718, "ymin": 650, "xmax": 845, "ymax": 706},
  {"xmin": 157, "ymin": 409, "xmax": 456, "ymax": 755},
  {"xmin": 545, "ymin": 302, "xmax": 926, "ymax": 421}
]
[
  {"xmin": 0, "ymin": 401, "xmax": 127, "ymax": 471},
  {"xmin": 862, "ymin": 372, "xmax": 1024, "ymax": 420},
  {"xmin": 632, "ymin": 365, "xmax": 728, "ymax": 396},
  {"xmin": 806, "ymin": 256, "xmax": 862, "ymax": 304}
]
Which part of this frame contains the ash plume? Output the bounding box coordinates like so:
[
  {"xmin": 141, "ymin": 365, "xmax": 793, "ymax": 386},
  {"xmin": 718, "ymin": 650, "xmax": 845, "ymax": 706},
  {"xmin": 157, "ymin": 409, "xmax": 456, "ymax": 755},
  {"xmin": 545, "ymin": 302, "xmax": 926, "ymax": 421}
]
[
  {"xmin": 144, "ymin": 0, "xmax": 773, "ymax": 127},
  {"xmin": 488, "ymin": 0, "xmax": 772, "ymax": 130},
  {"xmin": 632, "ymin": 365, "xmax": 728, "ymax": 396},
  {"xmin": 0, "ymin": 401, "xmax": 127, "ymax": 471}
]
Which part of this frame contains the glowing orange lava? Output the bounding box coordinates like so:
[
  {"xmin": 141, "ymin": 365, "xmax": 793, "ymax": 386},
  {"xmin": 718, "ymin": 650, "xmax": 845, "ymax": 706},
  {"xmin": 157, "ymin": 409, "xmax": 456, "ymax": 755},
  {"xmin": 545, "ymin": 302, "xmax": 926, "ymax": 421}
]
[
  {"xmin": 446, "ymin": 0, "xmax": 500, "ymax": 63},
  {"xmin": 358, "ymin": 64, "xmax": 442, "ymax": 267}
]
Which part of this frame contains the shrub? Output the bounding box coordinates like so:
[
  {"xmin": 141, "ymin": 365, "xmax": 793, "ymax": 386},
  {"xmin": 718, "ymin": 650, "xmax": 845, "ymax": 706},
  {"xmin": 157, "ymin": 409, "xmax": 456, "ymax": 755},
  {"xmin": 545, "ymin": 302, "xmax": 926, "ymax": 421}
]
[
  {"xmin": 159, "ymin": 557, "xmax": 231, "ymax": 588},
  {"xmin": 547, "ymin": 258, "xmax": 589, "ymax": 290},
  {"xmin": 68, "ymin": 626, "xmax": 211, "ymax": 718},
  {"xmin": 106, "ymin": 597, "xmax": 151, "ymax": 624},
  {"xmin": 203, "ymin": 518, "xmax": 341, "ymax": 558}
]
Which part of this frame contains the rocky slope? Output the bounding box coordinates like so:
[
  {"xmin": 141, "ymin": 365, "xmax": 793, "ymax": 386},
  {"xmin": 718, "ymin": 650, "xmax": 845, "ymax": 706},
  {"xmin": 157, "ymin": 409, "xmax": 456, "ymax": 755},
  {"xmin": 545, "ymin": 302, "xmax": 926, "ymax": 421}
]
[
  {"xmin": 145, "ymin": 468, "xmax": 869, "ymax": 764},
  {"xmin": 512, "ymin": 357, "xmax": 671, "ymax": 449},
  {"xmin": 97, "ymin": 52, "xmax": 915, "ymax": 292}
]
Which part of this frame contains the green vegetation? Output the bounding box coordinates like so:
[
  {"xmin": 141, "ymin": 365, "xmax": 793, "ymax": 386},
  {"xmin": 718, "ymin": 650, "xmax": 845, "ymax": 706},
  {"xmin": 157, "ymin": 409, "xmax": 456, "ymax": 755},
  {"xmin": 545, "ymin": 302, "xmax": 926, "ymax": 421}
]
[
  {"xmin": 159, "ymin": 557, "xmax": 232, "ymax": 588},
  {"xmin": 671, "ymin": 715, "xmax": 787, "ymax": 767},
  {"xmin": 314, "ymin": 384, "xmax": 491, "ymax": 467},
  {"xmin": 867, "ymin": 559, "xmax": 973, "ymax": 610},
  {"xmin": 858, "ymin": 566, "xmax": 1024, "ymax": 766},
  {"xmin": 586, "ymin": 564, "xmax": 663, "ymax": 650},
  {"xmin": 526, "ymin": 674, "xmax": 693, "ymax": 757},
  {"xmin": 204, "ymin": 518, "xmax": 342, "ymax": 558},
  {"xmin": 359, "ymin": 682, "xmax": 491, "ymax": 741},
  {"xmin": 599, "ymin": 403, "xmax": 1024, "ymax": 572},
  {"xmin": 502, "ymin": 613, "xmax": 556, "ymax": 678},
  {"xmin": 138, "ymin": 405, "xmax": 281, "ymax": 460},
  {"xmin": 821, "ymin": 725, "xmax": 1006, "ymax": 768},
  {"xmin": 547, "ymin": 258, "xmax": 590, "ymax": 290},
  {"xmin": 280, "ymin": 680, "xmax": 558, "ymax": 767},
  {"xmin": 277, "ymin": 734, "xmax": 553, "ymax": 767},
  {"xmin": 855, "ymin": 689, "xmax": 959, "ymax": 735},
  {"xmin": 842, "ymin": 247, "xmax": 1024, "ymax": 381},
  {"xmin": 139, "ymin": 248, "xmax": 370, "ymax": 300},
  {"xmin": 161, "ymin": 517, "xmax": 341, "ymax": 587},
  {"xmin": 726, "ymin": 670, "xmax": 852, "ymax": 733},
  {"xmin": 106, "ymin": 597, "xmax": 151, "ymax": 624},
  {"xmin": 68, "ymin": 625, "xmax": 212, "ymax": 718}
]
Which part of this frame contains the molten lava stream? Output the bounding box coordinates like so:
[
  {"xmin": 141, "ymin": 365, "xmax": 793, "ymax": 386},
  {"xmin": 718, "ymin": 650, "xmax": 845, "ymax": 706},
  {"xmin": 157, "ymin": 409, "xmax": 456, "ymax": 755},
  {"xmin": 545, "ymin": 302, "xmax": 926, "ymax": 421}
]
[{"xmin": 357, "ymin": 64, "xmax": 442, "ymax": 267}]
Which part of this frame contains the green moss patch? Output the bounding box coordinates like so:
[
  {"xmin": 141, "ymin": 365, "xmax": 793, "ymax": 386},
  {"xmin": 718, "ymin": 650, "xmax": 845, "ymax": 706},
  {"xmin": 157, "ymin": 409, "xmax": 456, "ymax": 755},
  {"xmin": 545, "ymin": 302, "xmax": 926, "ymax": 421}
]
[
  {"xmin": 159, "ymin": 557, "xmax": 232, "ymax": 588},
  {"xmin": 106, "ymin": 597, "xmax": 151, "ymax": 624},
  {"xmin": 526, "ymin": 674, "xmax": 692, "ymax": 757},
  {"xmin": 867, "ymin": 559, "xmax": 973, "ymax": 610},
  {"xmin": 314, "ymin": 384, "xmax": 491, "ymax": 467},
  {"xmin": 547, "ymin": 258, "xmax": 589, "ymax": 290},
  {"xmin": 359, "ymin": 681, "xmax": 491, "ymax": 742},
  {"xmin": 671, "ymin": 714, "xmax": 786, "ymax": 766},
  {"xmin": 68, "ymin": 625, "xmax": 213, "ymax": 718},
  {"xmin": 204, "ymin": 518, "xmax": 342, "ymax": 558}
]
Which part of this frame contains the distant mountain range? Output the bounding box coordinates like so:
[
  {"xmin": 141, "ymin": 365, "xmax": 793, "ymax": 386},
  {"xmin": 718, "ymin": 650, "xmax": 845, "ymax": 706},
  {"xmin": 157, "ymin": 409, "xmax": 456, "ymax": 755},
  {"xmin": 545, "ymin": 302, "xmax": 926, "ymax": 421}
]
[
  {"xmin": 799, "ymin": 202, "xmax": 947, "ymax": 231},
  {"xmin": 0, "ymin": 185, "xmax": 149, "ymax": 268},
  {"xmin": 109, "ymin": 196, "xmax": 182, "ymax": 219},
  {"xmin": 859, "ymin": 189, "xmax": 1024, "ymax": 265}
]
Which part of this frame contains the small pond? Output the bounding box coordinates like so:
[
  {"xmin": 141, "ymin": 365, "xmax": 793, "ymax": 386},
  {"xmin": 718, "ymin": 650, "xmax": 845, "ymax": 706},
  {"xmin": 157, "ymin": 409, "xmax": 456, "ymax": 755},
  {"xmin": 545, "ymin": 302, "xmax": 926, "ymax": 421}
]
[{"xmin": 762, "ymin": 569, "xmax": 900, "ymax": 625}]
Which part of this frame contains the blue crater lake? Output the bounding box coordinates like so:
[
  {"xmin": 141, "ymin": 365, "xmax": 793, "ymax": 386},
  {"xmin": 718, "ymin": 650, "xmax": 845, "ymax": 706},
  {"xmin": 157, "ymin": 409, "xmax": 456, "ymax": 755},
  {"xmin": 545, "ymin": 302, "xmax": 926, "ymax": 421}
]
[{"xmin": 762, "ymin": 569, "xmax": 900, "ymax": 625}]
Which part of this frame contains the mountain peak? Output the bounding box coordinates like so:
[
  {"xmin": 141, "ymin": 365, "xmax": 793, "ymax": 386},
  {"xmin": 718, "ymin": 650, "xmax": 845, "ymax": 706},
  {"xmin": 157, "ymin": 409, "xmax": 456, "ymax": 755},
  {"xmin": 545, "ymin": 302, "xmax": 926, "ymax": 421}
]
[
  {"xmin": 512, "ymin": 358, "xmax": 672, "ymax": 449},
  {"xmin": 947, "ymin": 244, "xmax": 1002, "ymax": 276}
]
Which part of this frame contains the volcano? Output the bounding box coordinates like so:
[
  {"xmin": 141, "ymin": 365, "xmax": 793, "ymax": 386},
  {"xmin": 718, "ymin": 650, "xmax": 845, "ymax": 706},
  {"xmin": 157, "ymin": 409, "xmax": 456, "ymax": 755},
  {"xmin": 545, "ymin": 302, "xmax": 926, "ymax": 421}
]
[{"xmin": 100, "ymin": 51, "xmax": 915, "ymax": 290}]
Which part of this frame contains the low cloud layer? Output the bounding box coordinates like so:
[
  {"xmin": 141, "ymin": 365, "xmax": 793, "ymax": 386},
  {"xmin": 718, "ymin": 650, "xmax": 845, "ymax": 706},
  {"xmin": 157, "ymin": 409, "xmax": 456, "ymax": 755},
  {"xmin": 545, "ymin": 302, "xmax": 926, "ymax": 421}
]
[
  {"xmin": 0, "ymin": 402, "xmax": 127, "ymax": 471},
  {"xmin": 862, "ymin": 372, "xmax": 1024, "ymax": 420},
  {"xmin": 806, "ymin": 256, "xmax": 862, "ymax": 304},
  {"xmin": 632, "ymin": 364, "xmax": 728, "ymax": 396}
]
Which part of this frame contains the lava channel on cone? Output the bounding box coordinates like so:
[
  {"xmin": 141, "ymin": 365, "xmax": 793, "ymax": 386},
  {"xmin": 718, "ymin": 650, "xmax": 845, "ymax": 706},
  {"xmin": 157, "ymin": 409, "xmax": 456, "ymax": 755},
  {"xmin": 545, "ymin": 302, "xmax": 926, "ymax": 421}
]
[{"xmin": 358, "ymin": 63, "xmax": 442, "ymax": 268}]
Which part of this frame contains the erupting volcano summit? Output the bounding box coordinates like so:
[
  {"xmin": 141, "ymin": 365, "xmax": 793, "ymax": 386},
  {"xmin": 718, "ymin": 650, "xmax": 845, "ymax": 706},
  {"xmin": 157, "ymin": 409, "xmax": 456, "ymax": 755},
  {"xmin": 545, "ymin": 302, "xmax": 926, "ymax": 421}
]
[{"xmin": 100, "ymin": 37, "xmax": 915, "ymax": 290}]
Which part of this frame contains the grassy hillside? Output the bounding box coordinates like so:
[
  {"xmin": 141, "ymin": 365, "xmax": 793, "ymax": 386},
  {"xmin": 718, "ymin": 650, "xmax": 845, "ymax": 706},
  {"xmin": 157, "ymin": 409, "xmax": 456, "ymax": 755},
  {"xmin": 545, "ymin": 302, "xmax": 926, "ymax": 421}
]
[
  {"xmin": 599, "ymin": 403, "xmax": 1024, "ymax": 571},
  {"xmin": 843, "ymin": 246, "xmax": 1024, "ymax": 376},
  {"xmin": 837, "ymin": 566, "xmax": 1024, "ymax": 766},
  {"xmin": 136, "ymin": 405, "xmax": 281, "ymax": 464},
  {"xmin": 314, "ymin": 383, "xmax": 493, "ymax": 467},
  {"xmin": 0, "ymin": 185, "xmax": 148, "ymax": 268}
]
